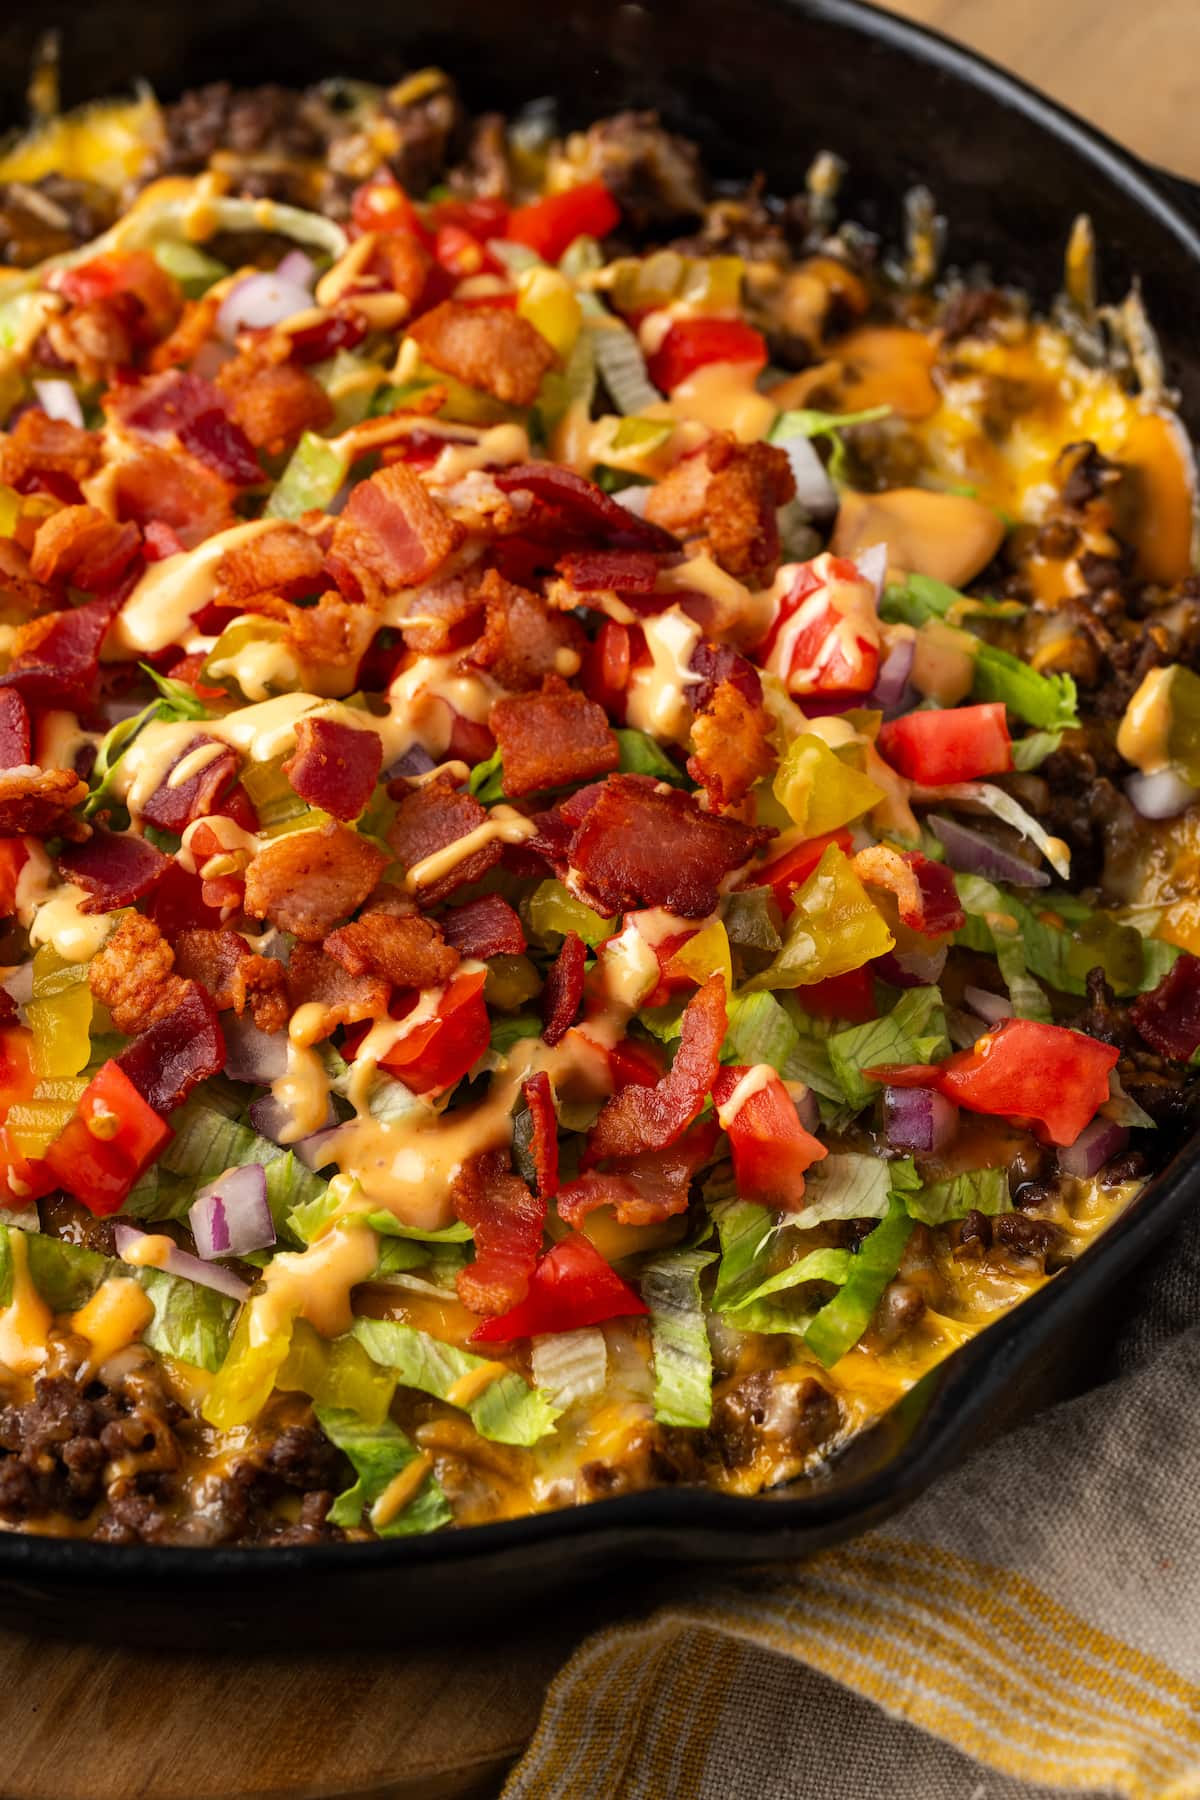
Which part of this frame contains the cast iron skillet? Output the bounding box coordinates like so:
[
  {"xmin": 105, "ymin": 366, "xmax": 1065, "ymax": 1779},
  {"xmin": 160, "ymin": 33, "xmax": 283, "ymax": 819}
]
[{"xmin": 1, "ymin": 0, "xmax": 1198, "ymax": 1648}]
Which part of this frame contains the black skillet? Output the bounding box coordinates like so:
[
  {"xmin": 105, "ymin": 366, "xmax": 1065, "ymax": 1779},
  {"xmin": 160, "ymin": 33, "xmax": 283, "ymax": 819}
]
[{"xmin": 0, "ymin": 0, "xmax": 1198, "ymax": 1648}]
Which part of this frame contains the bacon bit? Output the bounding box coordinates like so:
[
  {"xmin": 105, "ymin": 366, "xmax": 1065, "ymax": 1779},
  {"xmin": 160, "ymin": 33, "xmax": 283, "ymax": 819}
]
[
  {"xmin": 106, "ymin": 369, "xmax": 221, "ymax": 440},
  {"xmin": 116, "ymin": 982, "xmax": 226, "ymax": 1116},
  {"xmin": 489, "ymin": 676, "xmax": 618, "ymax": 799},
  {"xmin": 41, "ymin": 292, "xmax": 144, "ymax": 382},
  {"xmin": 451, "ymin": 1149, "xmax": 546, "ymax": 1315},
  {"xmin": 557, "ymin": 549, "xmax": 661, "ymax": 593},
  {"xmin": 215, "ymin": 345, "xmax": 333, "ymax": 456},
  {"xmin": 688, "ymin": 639, "xmax": 763, "ymax": 712},
  {"xmin": 113, "ymin": 444, "xmax": 236, "ymax": 549},
  {"xmin": 148, "ymin": 294, "xmax": 221, "ymax": 372},
  {"xmin": 178, "ymin": 409, "xmax": 263, "ymax": 487},
  {"xmin": 286, "ymin": 308, "xmax": 369, "ymax": 366},
  {"xmin": 520, "ymin": 1072, "xmax": 559, "ymax": 1200},
  {"xmin": 284, "ymin": 940, "xmax": 388, "ymax": 1042},
  {"xmin": 645, "ymin": 436, "xmax": 794, "ymax": 585},
  {"xmin": 363, "ymin": 233, "xmax": 431, "ymax": 309},
  {"xmin": 145, "ymin": 861, "xmax": 227, "ymax": 938},
  {"xmin": 1130, "ymin": 954, "xmax": 1200, "ymax": 1061},
  {"xmin": 643, "ymin": 449, "xmax": 712, "ymax": 536},
  {"xmin": 240, "ymin": 588, "xmax": 380, "ymax": 686},
  {"xmin": 395, "ymin": 575, "xmax": 483, "ymax": 654},
  {"xmin": 216, "ymin": 524, "xmax": 326, "ymax": 604},
  {"xmin": 0, "ymin": 692, "xmax": 31, "ymax": 770},
  {"xmin": 587, "ymin": 975, "xmax": 726, "ymax": 1163},
  {"xmin": 57, "ymin": 828, "xmax": 171, "ymax": 913},
  {"xmin": 325, "ymin": 913, "xmax": 458, "ymax": 988},
  {"xmin": 143, "ymin": 520, "xmax": 187, "ymax": 563},
  {"xmin": 172, "ymin": 926, "xmax": 289, "ymax": 1035},
  {"xmin": 852, "ymin": 845, "xmax": 966, "ymax": 937},
  {"xmin": 609, "ymin": 1036, "xmax": 665, "ymax": 1089},
  {"xmin": 463, "ymin": 569, "xmax": 586, "ymax": 692},
  {"xmin": 566, "ymin": 773, "xmax": 772, "ymax": 918},
  {"xmin": 89, "ymin": 914, "xmax": 191, "ymax": 1034},
  {"xmin": 407, "ymin": 301, "xmax": 557, "ymax": 407},
  {"xmin": 557, "ymin": 1118, "xmax": 719, "ymax": 1228},
  {"xmin": 232, "ymin": 954, "xmax": 290, "ymax": 1034},
  {"xmin": 28, "ymin": 505, "xmax": 142, "ymax": 593},
  {"xmin": 440, "ymin": 893, "xmax": 525, "ymax": 959},
  {"xmin": 282, "ymin": 715, "xmax": 383, "ymax": 822},
  {"xmin": 386, "ymin": 774, "xmax": 503, "ymax": 904},
  {"xmin": 50, "ymin": 251, "xmax": 182, "ymax": 339},
  {"xmin": 0, "ymin": 410, "xmax": 101, "ymax": 490},
  {"xmin": 0, "ymin": 766, "xmax": 88, "ymax": 840},
  {"xmin": 139, "ymin": 735, "xmax": 240, "ymax": 834},
  {"xmin": 542, "ymin": 931, "xmax": 587, "ymax": 1048},
  {"xmin": 0, "ymin": 540, "xmax": 47, "ymax": 610},
  {"xmin": 688, "ymin": 680, "xmax": 774, "ymax": 811},
  {"xmin": 243, "ymin": 822, "xmax": 386, "ymax": 942},
  {"xmin": 329, "ymin": 462, "xmax": 465, "ymax": 602},
  {"xmin": 494, "ymin": 464, "xmax": 679, "ymax": 553}
]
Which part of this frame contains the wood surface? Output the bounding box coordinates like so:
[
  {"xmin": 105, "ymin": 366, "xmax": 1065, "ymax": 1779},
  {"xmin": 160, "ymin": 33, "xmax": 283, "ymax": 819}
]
[{"xmin": 4, "ymin": 7, "xmax": 1199, "ymax": 1800}]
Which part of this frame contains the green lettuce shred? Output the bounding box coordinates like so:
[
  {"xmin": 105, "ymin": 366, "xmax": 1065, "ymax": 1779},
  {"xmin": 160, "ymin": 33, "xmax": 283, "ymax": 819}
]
[
  {"xmin": 803, "ymin": 1198, "xmax": 915, "ymax": 1368},
  {"xmin": 827, "ymin": 986, "xmax": 949, "ymax": 1110},
  {"xmin": 315, "ymin": 1406, "xmax": 452, "ymax": 1537},
  {"xmin": 350, "ymin": 1319, "xmax": 561, "ymax": 1446},
  {"xmin": 640, "ymin": 1247, "xmax": 717, "ymax": 1427},
  {"xmin": 955, "ymin": 875, "xmax": 1179, "ymax": 997},
  {"xmin": 903, "ymin": 1166, "xmax": 1010, "ymax": 1226}
]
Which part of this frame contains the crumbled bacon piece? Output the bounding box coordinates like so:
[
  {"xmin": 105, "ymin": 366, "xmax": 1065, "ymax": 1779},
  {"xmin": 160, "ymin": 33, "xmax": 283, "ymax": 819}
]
[
  {"xmin": 520, "ymin": 1072, "xmax": 559, "ymax": 1200},
  {"xmin": 116, "ymin": 982, "xmax": 226, "ymax": 1115},
  {"xmin": 407, "ymin": 301, "xmax": 557, "ymax": 407},
  {"xmin": 463, "ymin": 569, "xmax": 586, "ymax": 692},
  {"xmin": 145, "ymin": 861, "xmax": 227, "ymax": 938},
  {"xmin": 0, "ymin": 410, "xmax": 101, "ymax": 490},
  {"xmin": 89, "ymin": 914, "xmax": 191, "ymax": 1034},
  {"xmin": 490, "ymin": 676, "xmax": 618, "ymax": 799},
  {"xmin": 216, "ymin": 524, "xmax": 326, "ymax": 604},
  {"xmin": 1131, "ymin": 954, "xmax": 1200, "ymax": 1061},
  {"xmin": 172, "ymin": 927, "xmax": 289, "ymax": 1033},
  {"xmin": 852, "ymin": 845, "xmax": 966, "ymax": 937},
  {"xmin": 148, "ymin": 295, "xmax": 221, "ymax": 372},
  {"xmin": 541, "ymin": 931, "xmax": 587, "ymax": 1048},
  {"xmin": 243, "ymin": 822, "xmax": 386, "ymax": 942},
  {"xmin": 2, "ymin": 595, "xmax": 118, "ymax": 709},
  {"xmin": 112, "ymin": 444, "xmax": 235, "ymax": 549},
  {"xmin": 286, "ymin": 941, "xmax": 388, "ymax": 1042},
  {"xmin": 328, "ymin": 463, "xmax": 464, "ymax": 601},
  {"xmin": 564, "ymin": 773, "xmax": 772, "ymax": 917},
  {"xmin": 395, "ymin": 575, "xmax": 483, "ymax": 654},
  {"xmin": 240, "ymin": 589, "xmax": 380, "ymax": 687},
  {"xmin": 215, "ymin": 344, "xmax": 333, "ymax": 456},
  {"xmin": 282, "ymin": 715, "xmax": 383, "ymax": 822},
  {"xmin": 440, "ymin": 893, "xmax": 525, "ymax": 959},
  {"xmin": 139, "ymin": 736, "xmax": 240, "ymax": 834},
  {"xmin": 28, "ymin": 506, "xmax": 142, "ymax": 593},
  {"xmin": 645, "ymin": 435, "xmax": 794, "ymax": 585},
  {"xmin": 106, "ymin": 369, "xmax": 221, "ymax": 441},
  {"xmin": 451, "ymin": 1150, "xmax": 546, "ymax": 1315},
  {"xmin": 325, "ymin": 913, "xmax": 458, "ymax": 989},
  {"xmin": 177, "ymin": 409, "xmax": 263, "ymax": 487},
  {"xmin": 0, "ymin": 692, "xmax": 31, "ymax": 770},
  {"xmin": 57, "ymin": 829, "xmax": 171, "ymax": 913},
  {"xmin": 0, "ymin": 766, "xmax": 88, "ymax": 840},
  {"xmin": 231, "ymin": 954, "xmax": 290, "ymax": 1035},
  {"xmin": 687, "ymin": 680, "xmax": 774, "ymax": 810},
  {"xmin": 557, "ymin": 549, "xmax": 661, "ymax": 593},
  {"xmin": 0, "ymin": 541, "xmax": 46, "ymax": 611},
  {"xmin": 587, "ymin": 974, "xmax": 726, "ymax": 1161},
  {"xmin": 643, "ymin": 449, "xmax": 712, "ymax": 536},
  {"xmin": 386, "ymin": 774, "xmax": 501, "ymax": 904},
  {"xmin": 493, "ymin": 464, "xmax": 679, "ymax": 552},
  {"xmin": 557, "ymin": 1119, "xmax": 719, "ymax": 1228}
]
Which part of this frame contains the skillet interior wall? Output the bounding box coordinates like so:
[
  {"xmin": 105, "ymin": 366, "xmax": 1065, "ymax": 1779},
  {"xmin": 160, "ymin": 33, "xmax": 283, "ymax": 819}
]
[{"xmin": 2, "ymin": 0, "xmax": 1200, "ymax": 418}]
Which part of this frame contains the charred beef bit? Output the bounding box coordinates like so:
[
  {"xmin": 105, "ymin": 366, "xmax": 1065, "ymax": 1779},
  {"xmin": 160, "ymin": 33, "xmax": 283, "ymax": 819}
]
[
  {"xmin": 286, "ymin": 940, "xmax": 389, "ymax": 1041},
  {"xmin": 407, "ymin": 302, "xmax": 558, "ymax": 408},
  {"xmin": 0, "ymin": 766, "xmax": 88, "ymax": 841},
  {"xmin": 448, "ymin": 111, "xmax": 511, "ymax": 199},
  {"xmin": 951, "ymin": 1208, "xmax": 993, "ymax": 1260},
  {"xmin": 380, "ymin": 70, "xmax": 464, "ymax": 196},
  {"xmin": 1074, "ymin": 967, "xmax": 1140, "ymax": 1054},
  {"xmin": 387, "ymin": 772, "xmax": 503, "ymax": 904},
  {"xmin": 708, "ymin": 1368, "xmax": 840, "ymax": 1478},
  {"xmin": 1057, "ymin": 440, "xmax": 1124, "ymax": 517},
  {"xmin": 0, "ymin": 174, "xmax": 116, "ymax": 267},
  {"xmin": 872, "ymin": 1279, "xmax": 927, "ymax": 1347},
  {"xmin": 38, "ymin": 1192, "xmax": 119, "ymax": 1257},
  {"xmin": 489, "ymin": 676, "xmax": 618, "ymax": 798},
  {"xmin": 244, "ymin": 821, "xmax": 386, "ymax": 942},
  {"xmin": 570, "ymin": 111, "xmax": 707, "ymax": 234},
  {"xmin": 325, "ymin": 911, "xmax": 459, "ymax": 989},
  {"xmin": 993, "ymin": 1212, "xmax": 1063, "ymax": 1269},
  {"xmin": 464, "ymin": 569, "xmax": 586, "ymax": 692},
  {"xmin": 937, "ymin": 285, "xmax": 1012, "ymax": 344},
  {"xmin": 147, "ymin": 82, "xmax": 327, "ymax": 199},
  {"xmin": 89, "ymin": 913, "xmax": 190, "ymax": 1035},
  {"xmin": 1035, "ymin": 746, "xmax": 1138, "ymax": 893},
  {"xmin": 194, "ymin": 1401, "xmax": 349, "ymax": 1545}
]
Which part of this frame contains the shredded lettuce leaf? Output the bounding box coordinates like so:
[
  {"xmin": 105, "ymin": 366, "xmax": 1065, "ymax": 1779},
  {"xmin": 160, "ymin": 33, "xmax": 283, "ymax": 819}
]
[
  {"xmin": 955, "ymin": 874, "xmax": 1180, "ymax": 997},
  {"xmin": 315, "ymin": 1405, "xmax": 452, "ymax": 1537},
  {"xmin": 827, "ymin": 986, "xmax": 949, "ymax": 1110},
  {"xmin": 614, "ymin": 728, "xmax": 689, "ymax": 784},
  {"xmin": 787, "ymin": 1154, "xmax": 892, "ymax": 1229},
  {"xmin": 126, "ymin": 1099, "xmax": 326, "ymax": 1245},
  {"xmin": 882, "ymin": 574, "xmax": 1025, "ymax": 628},
  {"xmin": 803, "ymin": 1197, "xmax": 915, "ymax": 1368},
  {"xmin": 1010, "ymin": 729, "xmax": 1063, "ymax": 772},
  {"xmin": 936, "ymin": 784, "xmax": 1071, "ymax": 879},
  {"xmin": 903, "ymin": 1166, "xmax": 1010, "ymax": 1226},
  {"xmin": 640, "ymin": 1247, "xmax": 717, "ymax": 1427},
  {"xmin": 722, "ymin": 990, "xmax": 845, "ymax": 1103},
  {"xmin": 531, "ymin": 1328, "xmax": 608, "ymax": 1407},
  {"xmin": 350, "ymin": 1319, "xmax": 561, "ymax": 1446},
  {"xmin": 971, "ymin": 644, "xmax": 1079, "ymax": 732}
]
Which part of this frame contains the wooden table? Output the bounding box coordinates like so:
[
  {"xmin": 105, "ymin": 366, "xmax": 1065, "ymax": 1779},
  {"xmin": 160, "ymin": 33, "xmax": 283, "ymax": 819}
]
[{"xmin": 6, "ymin": 7, "xmax": 1199, "ymax": 1799}]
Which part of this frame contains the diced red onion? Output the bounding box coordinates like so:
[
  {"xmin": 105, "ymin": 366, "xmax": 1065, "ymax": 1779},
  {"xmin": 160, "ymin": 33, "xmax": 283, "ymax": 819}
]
[
  {"xmin": 876, "ymin": 943, "xmax": 948, "ymax": 989},
  {"xmin": 787, "ymin": 1081, "xmax": 819, "ymax": 1134},
  {"xmin": 1, "ymin": 963, "xmax": 33, "ymax": 1007},
  {"xmin": 927, "ymin": 813, "xmax": 1051, "ymax": 888},
  {"xmin": 612, "ymin": 483, "xmax": 650, "ymax": 517},
  {"xmin": 217, "ymin": 273, "xmax": 316, "ymax": 342},
  {"xmin": 113, "ymin": 1222, "xmax": 250, "ymax": 1302},
  {"xmin": 853, "ymin": 542, "xmax": 888, "ymax": 601},
  {"xmin": 275, "ymin": 249, "xmax": 317, "ymax": 289},
  {"xmin": 869, "ymin": 637, "xmax": 916, "ymax": 715},
  {"xmin": 294, "ymin": 1126, "xmax": 341, "ymax": 1171},
  {"xmin": 386, "ymin": 744, "xmax": 438, "ymax": 780},
  {"xmin": 882, "ymin": 1086, "xmax": 959, "ymax": 1154},
  {"xmin": 189, "ymin": 1164, "xmax": 275, "ymax": 1260},
  {"xmin": 33, "ymin": 379, "xmax": 84, "ymax": 429},
  {"xmin": 1057, "ymin": 1117, "xmax": 1129, "ymax": 1179},
  {"xmin": 775, "ymin": 434, "xmax": 837, "ymax": 517},
  {"xmin": 964, "ymin": 984, "xmax": 1014, "ymax": 1024},
  {"xmin": 947, "ymin": 1005, "xmax": 988, "ymax": 1049},
  {"xmin": 222, "ymin": 1012, "xmax": 289, "ymax": 1085},
  {"xmin": 250, "ymin": 1090, "xmax": 335, "ymax": 1145},
  {"xmin": 1126, "ymin": 768, "xmax": 1199, "ymax": 821}
]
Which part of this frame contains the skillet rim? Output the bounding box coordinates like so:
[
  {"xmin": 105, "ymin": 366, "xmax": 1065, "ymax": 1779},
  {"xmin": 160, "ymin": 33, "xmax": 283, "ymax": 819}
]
[{"xmin": 1, "ymin": 0, "xmax": 1198, "ymax": 1585}]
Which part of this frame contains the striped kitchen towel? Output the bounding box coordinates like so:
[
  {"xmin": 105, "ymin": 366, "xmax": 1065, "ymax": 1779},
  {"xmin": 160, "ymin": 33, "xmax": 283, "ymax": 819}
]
[{"xmin": 502, "ymin": 1205, "xmax": 1200, "ymax": 1799}]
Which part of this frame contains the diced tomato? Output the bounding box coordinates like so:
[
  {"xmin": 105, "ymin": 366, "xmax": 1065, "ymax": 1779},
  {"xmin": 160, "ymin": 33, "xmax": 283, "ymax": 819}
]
[
  {"xmin": 646, "ymin": 317, "xmax": 768, "ymax": 394},
  {"xmin": 608, "ymin": 1036, "xmax": 665, "ymax": 1090},
  {"xmin": 43, "ymin": 1061, "xmax": 171, "ymax": 1216},
  {"xmin": 754, "ymin": 830, "xmax": 854, "ymax": 917},
  {"xmin": 0, "ymin": 839, "xmax": 29, "ymax": 920},
  {"xmin": 433, "ymin": 224, "xmax": 491, "ymax": 280},
  {"xmin": 581, "ymin": 619, "xmax": 633, "ymax": 720},
  {"xmin": 798, "ymin": 965, "xmax": 878, "ymax": 1022},
  {"xmin": 470, "ymin": 1229, "xmax": 647, "ymax": 1342},
  {"xmin": 712, "ymin": 1065, "xmax": 827, "ymax": 1209},
  {"xmin": 379, "ymin": 968, "xmax": 489, "ymax": 1096},
  {"xmin": 877, "ymin": 702, "xmax": 1013, "ymax": 786},
  {"xmin": 760, "ymin": 557, "xmax": 881, "ymax": 699},
  {"xmin": 506, "ymin": 180, "xmax": 620, "ymax": 263},
  {"xmin": 217, "ymin": 786, "xmax": 260, "ymax": 832},
  {"xmin": 349, "ymin": 172, "xmax": 431, "ymax": 244},
  {"xmin": 430, "ymin": 196, "xmax": 511, "ymax": 241},
  {"xmin": 49, "ymin": 250, "xmax": 181, "ymax": 338},
  {"xmin": 286, "ymin": 309, "xmax": 369, "ymax": 365},
  {"xmin": 0, "ymin": 1127, "xmax": 54, "ymax": 1208},
  {"xmin": 0, "ymin": 1028, "xmax": 36, "ymax": 1120},
  {"xmin": 165, "ymin": 650, "xmax": 228, "ymax": 703}
]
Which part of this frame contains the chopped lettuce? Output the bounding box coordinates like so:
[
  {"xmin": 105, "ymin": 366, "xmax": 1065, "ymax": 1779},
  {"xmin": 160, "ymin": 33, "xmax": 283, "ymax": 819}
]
[
  {"xmin": 904, "ymin": 1166, "xmax": 1010, "ymax": 1226},
  {"xmin": 769, "ymin": 404, "xmax": 891, "ymax": 481},
  {"xmin": 467, "ymin": 747, "xmax": 506, "ymax": 804},
  {"xmin": 723, "ymin": 1245, "xmax": 851, "ymax": 1327},
  {"xmin": 614, "ymin": 728, "xmax": 689, "ymax": 784},
  {"xmin": 971, "ymin": 644, "xmax": 1079, "ymax": 732},
  {"xmin": 640, "ymin": 1247, "xmax": 717, "ymax": 1427},
  {"xmin": 955, "ymin": 875, "xmax": 1180, "ymax": 997},
  {"xmin": 350, "ymin": 1319, "xmax": 561, "ymax": 1446},
  {"xmin": 788, "ymin": 1154, "xmax": 893, "ymax": 1229},
  {"xmin": 126, "ymin": 1101, "xmax": 326, "ymax": 1246},
  {"xmin": 315, "ymin": 1406, "xmax": 452, "ymax": 1537},
  {"xmin": 937, "ymin": 783, "xmax": 1070, "ymax": 879},
  {"xmin": 827, "ymin": 986, "xmax": 949, "ymax": 1110},
  {"xmin": 722, "ymin": 990, "xmax": 844, "ymax": 1102},
  {"xmin": 531, "ymin": 1328, "xmax": 608, "ymax": 1407},
  {"xmin": 803, "ymin": 1197, "xmax": 915, "ymax": 1368},
  {"xmin": 882, "ymin": 574, "xmax": 1025, "ymax": 628},
  {"xmin": 1010, "ymin": 729, "xmax": 1063, "ymax": 772}
]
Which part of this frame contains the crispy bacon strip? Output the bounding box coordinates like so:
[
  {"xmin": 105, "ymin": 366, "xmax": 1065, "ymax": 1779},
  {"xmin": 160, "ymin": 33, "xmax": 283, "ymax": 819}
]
[
  {"xmin": 29, "ymin": 506, "xmax": 142, "ymax": 593},
  {"xmin": 386, "ymin": 774, "xmax": 502, "ymax": 904},
  {"xmin": 542, "ymin": 930, "xmax": 587, "ymax": 1048},
  {"xmin": 0, "ymin": 692, "xmax": 31, "ymax": 770},
  {"xmin": 493, "ymin": 464, "xmax": 679, "ymax": 553},
  {"xmin": 687, "ymin": 680, "xmax": 774, "ymax": 811},
  {"xmin": 490, "ymin": 676, "xmax": 618, "ymax": 798},
  {"xmin": 557, "ymin": 1119, "xmax": 719, "ymax": 1228},
  {"xmin": 463, "ymin": 569, "xmax": 586, "ymax": 693},
  {"xmin": 112, "ymin": 443, "xmax": 235, "ymax": 549},
  {"xmin": 285, "ymin": 941, "xmax": 388, "ymax": 1041},
  {"xmin": 282, "ymin": 715, "xmax": 383, "ymax": 822},
  {"xmin": 644, "ymin": 436, "xmax": 794, "ymax": 585},
  {"xmin": 395, "ymin": 575, "xmax": 483, "ymax": 654},
  {"xmin": 140, "ymin": 735, "xmax": 240, "ymax": 834},
  {"xmin": 557, "ymin": 549, "xmax": 661, "ymax": 593},
  {"xmin": 58, "ymin": 828, "xmax": 170, "ymax": 913},
  {"xmin": 520, "ymin": 1071, "xmax": 559, "ymax": 1201},
  {"xmin": 325, "ymin": 913, "xmax": 458, "ymax": 989},
  {"xmin": 329, "ymin": 463, "xmax": 464, "ymax": 601},
  {"xmin": 88, "ymin": 914, "xmax": 191, "ymax": 1034},
  {"xmin": 0, "ymin": 410, "xmax": 101, "ymax": 490},
  {"xmin": 451, "ymin": 1150, "xmax": 546, "ymax": 1316},
  {"xmin": 852, "ymin": 845, "xmax": 966, "ymax": 936},
  {"xmin": 243, "ymin": 822, "xmax": 386, "ymax": 941},
  {"xmin": 440, "ymin": 893, "xmax": 525, "ymax": 959},
  {"xmin": 407, "ymin": 301, "xmax": 557, "ymax": 407},
  {"xmin": 0, "ymin": 766, "xmax": 88, "ymax": 841},
  {"xmin": 216, "ymin": 524, "xmax": 326, "ymax": 604},
  {"xmin": 173, "ymin": 927, "xmax": 289, "ymax": 1033},
  {"xmin": 3, "ymin": 595, "xmax": 118, "ymax": 708},
  {"xmin": 565, "ymin": 774, "xmax": 772, "ymax": 918},
  {"xmin": 587, "ymin": 974, "xmax": 726, "ymax": 1161},
  {"xmin": 1130, "ymin": 954, "xmax": 1200, "ymax": 1061}
]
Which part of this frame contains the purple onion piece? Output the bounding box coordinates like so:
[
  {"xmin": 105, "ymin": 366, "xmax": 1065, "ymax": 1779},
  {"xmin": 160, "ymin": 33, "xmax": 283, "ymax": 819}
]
[
  {"xmin": 882, "ymin": 1085, "xmax": 959, "ymax": 1154},
  {"xmin": 963, "ymin": 985, "xmax": 1014, "ymax": 1025},
  {"xmin": 774, "ymin": 434, "xmax": 837, "ymax": 517},
  {"xmin": 222, "ymin": 1012, "xmax": 290, "ymax": 1085},
  {"xmin": 927, "ymin": 813, "xmax": 1051, "ymax": 889},
  {"xmin": 275, "ymin": 248, "xmax": 317, "ymax": 289},
  {"xmin": 386, "ymin": 744, "xmax": 438, "ymax": 780},
  {"xmin": 113, "ymin": 1222, "xmax": 251, "ymax": 1302},
  {"xmin": 250, "ymin": 1091, "xmax": 335, "ymax": 1145},
  {"xmin": 189, "ymin": 1165, "xmax": 274, "ymax": 1259},
  {"xmin": 33, "ymin": 379, "xmax": 83, "ymax": 429},
  {"xmin": 869, "ymin": 637, "xmax": 915, "ymax": 714},
  {"xmin": 217, "ymin": 272, "xmax": 315, "ymax": 342},
  {"xmin": 853, "ymin": 541, "xmax": 888, "ymax": 600},
  {"xmin": 875, "ymin": 944, "xmax": 948, "ymax": 989},
  {"xmin": 294, "ymin": 1126, "xmax": 341, "ymax": 1172},
  {"xmin": 1058, "ymin": 1117, "xmax": 1129, "ymax": 1179},
  {"xmin": 787, "ymin": 1083, "xmax": 819, "ymax": 1134},
  {"xmin": 1126, "ymin": 768, "xmax": 1199, "ymax": 821}
]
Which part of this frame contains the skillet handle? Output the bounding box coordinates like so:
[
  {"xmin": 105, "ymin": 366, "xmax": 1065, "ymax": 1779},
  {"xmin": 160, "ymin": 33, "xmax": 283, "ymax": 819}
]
[{"xmin": 1150, "ymin": 166, "xmax": 1200, "ymax": 233}]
